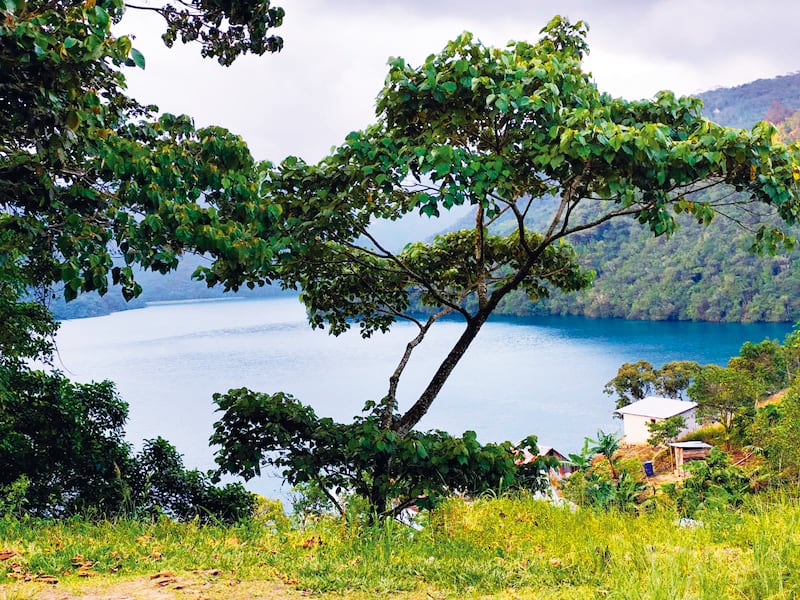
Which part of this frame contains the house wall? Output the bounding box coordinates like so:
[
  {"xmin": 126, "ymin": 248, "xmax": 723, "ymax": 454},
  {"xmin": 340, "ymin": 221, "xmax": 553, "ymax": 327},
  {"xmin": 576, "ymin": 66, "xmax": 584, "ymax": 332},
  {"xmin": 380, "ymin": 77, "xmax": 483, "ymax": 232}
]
[
  {"xmin": 622, "ymin": 409, "xmax": 698, "ymax": 445},
  {"xmin": 621, "ymin": 414, "xmax": 655, "ymax": 444},
  {"xmin": 681, "ymin": 409, "xmax": 698, "ymax": 433}
]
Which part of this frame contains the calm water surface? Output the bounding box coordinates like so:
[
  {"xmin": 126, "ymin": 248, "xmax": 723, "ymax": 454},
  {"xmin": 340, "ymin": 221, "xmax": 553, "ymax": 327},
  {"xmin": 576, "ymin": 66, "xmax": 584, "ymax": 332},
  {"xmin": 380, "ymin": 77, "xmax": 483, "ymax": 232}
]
[{"xmin": 54, "ymin": 297, "xmax": 794, "ymax": 498}]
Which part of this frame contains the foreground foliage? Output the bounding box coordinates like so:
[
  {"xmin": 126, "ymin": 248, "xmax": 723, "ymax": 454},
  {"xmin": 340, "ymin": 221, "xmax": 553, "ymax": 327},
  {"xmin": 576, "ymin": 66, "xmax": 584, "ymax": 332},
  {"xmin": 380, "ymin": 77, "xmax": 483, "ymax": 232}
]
[
  {"xmin": 210, "ymin": 16, "xmax": 800, "ymax": 515},
  {"xmin": 0, "ymin": 368, "xmax": 254, "ymax": 521},
  {"xmin": 211, "ymin": 388, "xmax": 551, "ymax": 518},
  {"xmin": 1, "ymin": 0, "xmax": 283, "ymax": 523},
  {"xmin": 2, "ymin": 494, "xmax": 800, "ymax": 598}
]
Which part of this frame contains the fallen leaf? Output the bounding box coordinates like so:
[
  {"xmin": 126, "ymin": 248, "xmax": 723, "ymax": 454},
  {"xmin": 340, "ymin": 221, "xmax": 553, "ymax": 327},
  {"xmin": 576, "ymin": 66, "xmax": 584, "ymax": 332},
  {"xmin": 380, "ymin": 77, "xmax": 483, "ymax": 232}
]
[
  {"xmin": 150, "ymin": 571, "xmax": 175, "ymax": 580},
  {"xmin": 0, "ymin": 550, "xmax": 16, "ymax": 561}
]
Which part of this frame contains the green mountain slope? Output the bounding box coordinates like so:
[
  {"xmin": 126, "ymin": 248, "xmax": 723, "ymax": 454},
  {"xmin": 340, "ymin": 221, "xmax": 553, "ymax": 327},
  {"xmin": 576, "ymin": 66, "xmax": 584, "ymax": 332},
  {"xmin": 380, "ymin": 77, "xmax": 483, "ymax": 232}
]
[
  {"xmin": 435, "ymin": 72, "xmax": 800, "ymax": 323},
  {"xmin": 497, "ymin": 209, "xmax": 799, "ymax": 322},
  {"xmin": 698, "ymin": 72, "xmax": 800, "ymax": 129}
]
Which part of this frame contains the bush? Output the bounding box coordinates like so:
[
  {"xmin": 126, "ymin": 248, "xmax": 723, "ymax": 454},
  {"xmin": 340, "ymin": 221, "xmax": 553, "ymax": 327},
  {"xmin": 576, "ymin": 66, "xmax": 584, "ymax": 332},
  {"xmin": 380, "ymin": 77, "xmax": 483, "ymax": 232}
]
[
  {"xmin": 0, "ymin": 366, "xmax": 253, "ymax": 522},
  {"xmin": 756, "ymin": 386, "xmax": 800, "ymax": 480},
  {"xmin": 662, "ymin": 448, "xmax": 751, "ymax": 517},
  {"xmin": 211, "ymin": 388, "xmax": 554, "ymax": 519},
  {"xmin": 681, "ymin": 423, "xmax": 726, "ymax": 446},
  {"xmin": 128, "ymin": 437, "xmax": 255, "ymax": 524}
]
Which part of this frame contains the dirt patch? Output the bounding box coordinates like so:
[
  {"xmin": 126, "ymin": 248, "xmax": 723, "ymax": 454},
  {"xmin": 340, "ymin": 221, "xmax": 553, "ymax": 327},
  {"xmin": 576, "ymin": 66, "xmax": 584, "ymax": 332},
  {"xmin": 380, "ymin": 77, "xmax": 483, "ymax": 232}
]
[{"xmin": 1, "ymin": 573, "xmax": 301, "ymax": 600}]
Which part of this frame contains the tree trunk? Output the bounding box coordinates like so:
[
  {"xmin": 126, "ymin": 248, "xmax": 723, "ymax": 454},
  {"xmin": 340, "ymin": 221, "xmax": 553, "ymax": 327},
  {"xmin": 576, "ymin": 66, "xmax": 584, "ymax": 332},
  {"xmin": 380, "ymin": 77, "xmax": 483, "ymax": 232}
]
[{"xmin": 394, "ymin": 312, "xmax": 490, "ymax": 437}]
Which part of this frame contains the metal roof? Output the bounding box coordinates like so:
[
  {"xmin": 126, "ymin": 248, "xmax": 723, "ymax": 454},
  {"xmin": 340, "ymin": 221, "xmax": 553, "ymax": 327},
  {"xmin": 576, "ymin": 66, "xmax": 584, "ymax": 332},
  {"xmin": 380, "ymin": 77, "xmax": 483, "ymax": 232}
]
[
  {"xmin": 668, "ymin": 441, "xmax": 712, "ymax": 449},
  {"xmin": 614, "ymin": 396, "xmax": 697, "ymax": 419}
]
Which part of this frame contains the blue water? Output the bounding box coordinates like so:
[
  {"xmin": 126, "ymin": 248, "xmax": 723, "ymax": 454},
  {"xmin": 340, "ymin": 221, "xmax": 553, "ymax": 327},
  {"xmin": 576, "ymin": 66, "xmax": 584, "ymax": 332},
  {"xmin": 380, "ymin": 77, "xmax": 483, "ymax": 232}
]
[{"xmin": 54, "ymin": 297, "xmax": 795, "ymax": 499}]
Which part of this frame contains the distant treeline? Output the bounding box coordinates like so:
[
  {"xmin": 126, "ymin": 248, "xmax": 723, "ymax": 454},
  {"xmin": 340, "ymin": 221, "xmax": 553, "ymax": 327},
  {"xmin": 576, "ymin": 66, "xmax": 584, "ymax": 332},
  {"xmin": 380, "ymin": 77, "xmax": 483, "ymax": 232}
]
[{"xmin": 48, "ymin": 254, "xmax": 290, "ymax": 320}]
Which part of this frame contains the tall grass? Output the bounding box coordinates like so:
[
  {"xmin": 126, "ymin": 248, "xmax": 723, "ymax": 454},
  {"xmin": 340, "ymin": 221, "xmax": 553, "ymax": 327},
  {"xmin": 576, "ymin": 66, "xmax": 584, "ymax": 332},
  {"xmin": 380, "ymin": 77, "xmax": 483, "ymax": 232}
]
[{"xmin": 2, "ymin": 491, "xmax": 799, "ymax": 598}]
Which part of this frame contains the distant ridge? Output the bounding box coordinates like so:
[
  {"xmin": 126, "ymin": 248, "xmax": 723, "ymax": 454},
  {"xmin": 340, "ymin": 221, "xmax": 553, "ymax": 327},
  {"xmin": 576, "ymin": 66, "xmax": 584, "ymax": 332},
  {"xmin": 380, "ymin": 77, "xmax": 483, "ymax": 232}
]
[{"xmin": 698, "ymin": 71, "xmax": 800, "ymax": 129}]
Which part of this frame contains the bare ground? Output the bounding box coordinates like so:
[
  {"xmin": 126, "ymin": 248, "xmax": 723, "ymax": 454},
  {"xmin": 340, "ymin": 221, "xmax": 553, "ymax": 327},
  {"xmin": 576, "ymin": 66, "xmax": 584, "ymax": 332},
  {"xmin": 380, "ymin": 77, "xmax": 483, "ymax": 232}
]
[{"xmin": 1, "ymin": 572, "xmax": 302, "ymax": 600}]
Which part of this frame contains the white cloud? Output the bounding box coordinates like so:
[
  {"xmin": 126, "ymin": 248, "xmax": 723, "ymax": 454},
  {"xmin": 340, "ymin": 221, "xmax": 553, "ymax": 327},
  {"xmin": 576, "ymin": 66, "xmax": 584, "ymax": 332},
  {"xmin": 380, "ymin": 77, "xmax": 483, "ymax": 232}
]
[{"xmin": 116, "ymin": 0, "xmax": 800, "ymax": 162}]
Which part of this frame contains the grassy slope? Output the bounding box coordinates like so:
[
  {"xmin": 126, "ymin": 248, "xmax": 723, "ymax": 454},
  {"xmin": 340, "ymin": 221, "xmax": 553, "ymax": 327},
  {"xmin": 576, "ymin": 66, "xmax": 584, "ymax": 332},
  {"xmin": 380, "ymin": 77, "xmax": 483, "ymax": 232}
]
[{"xmin": 2, "ymin": 493, "xmax": 799, "ymax": 598}]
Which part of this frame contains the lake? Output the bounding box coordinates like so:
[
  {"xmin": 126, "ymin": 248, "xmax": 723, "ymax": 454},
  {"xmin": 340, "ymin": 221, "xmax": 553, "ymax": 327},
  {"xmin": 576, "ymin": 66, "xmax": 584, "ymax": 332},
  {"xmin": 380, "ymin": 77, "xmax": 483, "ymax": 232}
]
[{"xmin": 54, "ymin": 296, "xmax": 795, "ymax": 499}]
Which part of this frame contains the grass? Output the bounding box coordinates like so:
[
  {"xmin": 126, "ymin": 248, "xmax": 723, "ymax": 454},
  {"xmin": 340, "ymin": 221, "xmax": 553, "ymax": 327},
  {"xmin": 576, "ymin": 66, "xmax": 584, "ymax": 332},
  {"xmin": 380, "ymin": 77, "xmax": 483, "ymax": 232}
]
[{"xmin": 2, "ymin": 492, "xmax": 799, "ymax": 598}]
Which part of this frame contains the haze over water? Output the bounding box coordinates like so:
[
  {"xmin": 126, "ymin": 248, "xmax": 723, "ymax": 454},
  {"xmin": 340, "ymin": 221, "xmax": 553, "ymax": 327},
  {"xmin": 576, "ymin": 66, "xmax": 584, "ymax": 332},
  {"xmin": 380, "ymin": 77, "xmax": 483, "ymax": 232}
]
[{"xmin": 54, "ymin": 297, "xmax": 794, "ymax": 498}]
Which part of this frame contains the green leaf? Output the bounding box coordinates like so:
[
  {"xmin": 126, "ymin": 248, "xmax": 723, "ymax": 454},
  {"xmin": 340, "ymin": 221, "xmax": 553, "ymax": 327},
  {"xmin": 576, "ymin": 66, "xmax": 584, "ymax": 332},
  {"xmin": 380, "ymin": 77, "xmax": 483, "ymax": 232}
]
[
  {"xmin": 93, "ymin": 6, "xmax": 110, "ymax": 28},
  {"xmin": 415, "ymin": 442, "xmax": 429, "ymax": 459},
  {"xmin": 65, "ymin": 111, "xmax": 80, "ymax": 131},
  {"xmin": 130, "ymin": 48, "xmax": 146, "ymax": 70}
]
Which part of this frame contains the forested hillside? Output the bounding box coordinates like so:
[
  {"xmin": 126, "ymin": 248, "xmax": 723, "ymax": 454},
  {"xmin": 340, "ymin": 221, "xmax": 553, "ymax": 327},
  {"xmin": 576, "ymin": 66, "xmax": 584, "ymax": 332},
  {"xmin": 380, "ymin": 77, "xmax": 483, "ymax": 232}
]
[
  {"xmin": 496, "ymin": 209, "xmax": 799, "ymax": 322},
  {"xmin": 483, "ymin": 73, "xmax": 800, "ymax": 323},
  {"xmin": 49, "ymin": 254, "xmax": 287, "ymax": 319},
  {"xmin": 698, "ymin": 72, "xmax": 800, "ymax": 129}
]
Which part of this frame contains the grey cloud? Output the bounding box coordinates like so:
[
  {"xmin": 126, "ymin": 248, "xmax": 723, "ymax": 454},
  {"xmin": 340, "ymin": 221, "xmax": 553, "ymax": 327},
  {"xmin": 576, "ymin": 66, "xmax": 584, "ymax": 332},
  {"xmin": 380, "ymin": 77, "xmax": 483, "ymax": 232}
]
[{"xmin": 119, "ymin": 0, "xmax": 799, "ymax": 162}]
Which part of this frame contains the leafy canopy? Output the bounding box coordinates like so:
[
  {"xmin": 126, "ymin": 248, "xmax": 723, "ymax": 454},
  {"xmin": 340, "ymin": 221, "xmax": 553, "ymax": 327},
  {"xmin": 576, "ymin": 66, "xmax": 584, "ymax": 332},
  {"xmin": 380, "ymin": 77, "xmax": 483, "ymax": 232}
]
[
  {"xmin": 0, "ymin": 0, "xmax": 285, "ymax": 305},
  {"xmin": 1, "ymin": 0, "xmax": 284, "ymax": 521},
  {"xmin": 605, "ymin": 360, "xmax": 701, "ymax": 410},
  {"xmin": 211, "ymin": 388, "xmax": 550, "ymax": 518},
  {"xmin": 212, "ymin": 17, "xmax": 800, "ymax": 513}
]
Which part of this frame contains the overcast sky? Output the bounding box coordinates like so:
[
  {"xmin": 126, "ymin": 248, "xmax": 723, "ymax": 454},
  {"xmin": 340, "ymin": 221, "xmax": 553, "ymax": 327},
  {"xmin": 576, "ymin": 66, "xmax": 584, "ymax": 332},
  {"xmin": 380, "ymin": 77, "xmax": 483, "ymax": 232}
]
[{"xmin": 118, "ymin": 1, "xmax": 800, "ymax": 164}]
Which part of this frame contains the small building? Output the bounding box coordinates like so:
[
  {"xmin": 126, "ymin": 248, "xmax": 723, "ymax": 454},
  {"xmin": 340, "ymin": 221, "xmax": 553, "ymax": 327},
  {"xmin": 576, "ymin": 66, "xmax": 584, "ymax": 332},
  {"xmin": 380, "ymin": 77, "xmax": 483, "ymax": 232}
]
[
  {"xmin": 668, "ymin": 441, "xmax": 713, "ymax": 476},
  {"xmin": 515, "ymin": 445, "xmax": 575, "ymax": 475},
  {"xmin": 614, "ymin": 396, "xmax": 698, "ymax": 445}
]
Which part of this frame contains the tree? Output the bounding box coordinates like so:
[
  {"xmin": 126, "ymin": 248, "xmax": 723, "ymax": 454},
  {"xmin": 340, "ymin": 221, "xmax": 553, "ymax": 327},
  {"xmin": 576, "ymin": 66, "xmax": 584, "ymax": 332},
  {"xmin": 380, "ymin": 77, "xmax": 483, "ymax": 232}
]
[
  {"xmin": 1, "ymin": 0, "xmax": 285, "ymax": 310},
  {"xmin": 656, "ymin": 361, "xmax": 701, "ymax": 399},
  {"xmin": 1, "ymin": 0, "xmax": 282, "ymax": 521},
  {"xmin": 758, "ymin": 382, "xmax": 800, "ymax": 481},
  {"xmin": 605, "ymin": 360, "xmax": 700, "ymax": 410},
  {"xmin": 729, "ymin": 339, "xmax": 792, "ymax": 394},
  {"xmin": 764, "ymin": 99, "xmax": 792, "ymax": 125},
  {"xmin": 210, "ymin": 388, "xmax": 550, "ymax": 519},
  {"xmin": 604, "ymin": 360, "xmax": 657, "ymax": 409},
  {"xmin": 588, "ymin": 429, "xmax": 620, "ymax": 480},
  {"xmin": 127, "ymin": 0, "xmax": 285, "ymax": 66},
  {"xmin": 0, "ymin": 365, "xmax": 254, "ymax": 521},
  {"xmin": 647, "ymin": 415, "xmax": 686, "ymax": 448},
  {"xmin": 688, "ymin": 365, "xmax": 763, "ymax": 436},
  {"xmin": 211, "ymin": 17, "xmax": 800, "ymax": 513},
  {"xmin": 647, "ymin": 415, "xmax": 685, "ymax": 471}
]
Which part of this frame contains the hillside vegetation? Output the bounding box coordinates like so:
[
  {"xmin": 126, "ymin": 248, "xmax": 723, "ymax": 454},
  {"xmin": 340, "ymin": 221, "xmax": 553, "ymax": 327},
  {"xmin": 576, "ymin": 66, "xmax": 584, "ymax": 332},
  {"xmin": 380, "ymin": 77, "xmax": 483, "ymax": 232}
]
[
  {"xmin": 50, "ymin": 73, "xmax": 800, "ymax": 323},
  {"xmin": 481, "ymin": 73, "xmax": 800, "ymax": 322}
]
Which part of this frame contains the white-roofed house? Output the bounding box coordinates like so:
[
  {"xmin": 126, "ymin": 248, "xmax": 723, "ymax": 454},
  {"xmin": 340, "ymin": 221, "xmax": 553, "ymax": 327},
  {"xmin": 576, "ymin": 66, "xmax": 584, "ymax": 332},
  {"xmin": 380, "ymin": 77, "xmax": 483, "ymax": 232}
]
[{"xmin": 613, "ymin": 396, "xmax": 698, "ymax": 445}]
